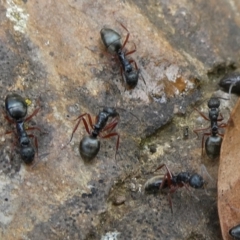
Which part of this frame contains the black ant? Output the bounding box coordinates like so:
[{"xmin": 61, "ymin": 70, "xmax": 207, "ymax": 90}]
[
  {"xmin": 4, "ymin": 93, "xmax": 41, "ymax": 164},
  {"xmin": 69, "ymin": 107, "xmax": 120, "ymax": 161},
  {"xmin": 183, "ymin": 126, "xmax": 189, "ymax": 140},
  {"xmin": 144, "ymin": 164, "xmax": 204, "ymax": 214},
  {"xmin": 219, "ymin": 72, "xmax": 240, "ymax": 96},
  {"xmin": 100, "ymin": 24, "xmax": 146, "ymax": 89},
  {"xmin": 194, "ymin": 97, "xmax": 227, "ymax": 159},
  {"xmin": 229, "ymin": 224, "xmax": 240, "ymax": 239}
]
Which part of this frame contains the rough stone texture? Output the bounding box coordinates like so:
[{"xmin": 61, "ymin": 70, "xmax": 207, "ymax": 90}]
[{"xmin": 0, "ymin": 0, "xmax": 239, "ymax": 239}]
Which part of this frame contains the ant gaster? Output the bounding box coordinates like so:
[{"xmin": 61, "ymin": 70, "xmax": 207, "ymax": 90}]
[
  {"xmin": 194, "ymin": 98, "xmax": 226, "ymax": 159},
  {"xmin": 100, "ymin": 24, "xmax": 145, "ymax": 89},
  {"xmin": 4, "ymin": 93, "xmax": 40, "ymax": 164},
  {"xmin": 69, "ymin": 107, "xmax": 120, "ymax": 161},
  {"xmin": 144, "ymin": 164, "xmax": 204, "ymax": 213}
]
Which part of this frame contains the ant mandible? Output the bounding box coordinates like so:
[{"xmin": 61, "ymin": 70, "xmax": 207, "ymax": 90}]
[
  {"xmin": 69, "ymin": 107, "xmax": 120, "ymax": 161},
  {"xmin": 100, "ymin": 23, "xmax": 146, "ymax": 89},
  {"xmin": 194, "ymin": 98, "xmax": 227, "ymax": 159},
  {"xmin": 4, "ymin": 93, "xmax": 41, "ymax": 164},
  {"xmin": 144, "ymin": 164, "xmax": 204, "ymax": 214}
]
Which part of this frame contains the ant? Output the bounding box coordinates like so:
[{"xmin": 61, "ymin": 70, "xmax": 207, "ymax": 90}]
[
  {"xmin": 4, "ymin": 93, "xmax": 41, "ymax": 164},
  {"xmin": 100, "ymin": 24, "xmax": 146, "ymax": 89},
  {"xmin": 219, "ymin": 72, "xmax": 240, "ymax": 96},
  {"xmin": 194, "ymin": 97, "xmax": 227, "ymax": 159},
  {"xmin": 229, "ymin": 224, "xmax": 240, "ymax": 239},
  {"xmin": 69, "ymin": 107, "xmax": 120, "ymax": 161},
  {"xmin": 144, "ymin": 164, "xmax": 204, "ymax": 214},
  {"xmin": 183, "ymin": 126, "xmax": 189, "ymax": 140}
]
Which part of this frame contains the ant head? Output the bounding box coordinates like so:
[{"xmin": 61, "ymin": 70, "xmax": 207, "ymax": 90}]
[
  {"xmin": 229, "ymin": 224, "xmax": 240, "ymax": 238},
  {"xmin": 102, "ymin": 107, "xmax": 119, "ymax": 118},
  {"xmin": 125, "ymin": 70, "xmax": 139, "ymax": 88},
  {"xmin": 189, "ymin": 174, "xmax": 204, "ymax": 189},
  {"xmin": 207, "ymin": 98, "xmax": 220, "ymax": 109},
  {"xmin": 20, "ymin": 146, "xmax": 35, "ymax": 164}
]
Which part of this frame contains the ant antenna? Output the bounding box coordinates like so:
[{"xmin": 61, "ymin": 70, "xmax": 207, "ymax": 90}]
[
  {"xmin": 97, "ymin": 105, "xmax": 141, "ymax": 123},
  {"xmin": 228, "ymin": 82, "xmax": 237, "ymax": 100}
]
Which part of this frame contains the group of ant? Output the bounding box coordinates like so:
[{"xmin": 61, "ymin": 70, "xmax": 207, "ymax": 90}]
[
  {"xmin": 2, "ymin": 23, "xmax": 240, "ymax": 239},
  {"xmin": 144, "ymin": 97, "xmax": 227, "ymax": 211},
  {"xmin": 2, "ymin": 24, "xmax": 141, "ymax": 165}
]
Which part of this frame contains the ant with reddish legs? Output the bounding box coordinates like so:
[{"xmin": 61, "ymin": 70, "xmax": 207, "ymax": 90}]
[
  {"xmin": 144, "ymin": 164, "xmax": 205, "ymax": 214},
  {"xmin": 100, "ymin": 23, "xmax": 146, "ymax": 89},
  {"xmin": 68, "ymin": 107, "xmax": 120, "ymax": 161},
  {"xmin": 4, "ymin": 93, "xmax": 42, "ymax": 164},
  {"xmin": 194, "ymin": 97, "xmax": 227, "ymax": 159}
]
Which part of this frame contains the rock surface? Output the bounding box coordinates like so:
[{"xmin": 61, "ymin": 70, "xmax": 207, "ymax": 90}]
[{"xmin": 0, "ymin": 0, "xmax": 240, "ymax": 239}]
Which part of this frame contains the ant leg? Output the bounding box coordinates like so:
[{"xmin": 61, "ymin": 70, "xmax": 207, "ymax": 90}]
[
  {"xmin": 181, "ymin": 182, "xmax": 200, "ymax": 201},
  {"xmin": 1, "ymin": 108, "xmax": 11, "ymax": 122},
  {"xmin": 122, "ymin": 32, "xmax": 130, "ymax": 50},
  {"xmin": 194, "ymin": 108, "xmax": 210, "ymax": 121},
  {"xmin": 154, "ymin": 164, "xmax": 173, "ymax": 188},
  {"xmin": 202, "ymin": 132, "xmax": 211, "ymax": 156},
  {"xmin": 3, "ymin": 130, "xmax": 14, "ymax": 135},
  {"xmin": 168, "ymin": 186, "xmax": 178, "ymax": 214},
  {"xmin": 219, "ymin": 122, "xmax": 227, "ymax": 128},
  {"xmin": 101, "ymin": 132, "xmax": 120, "ymax": 159},
  {"xmin": 167, "ymin": 193, "xmax": 174, "ymax": 214},
  {"xmin": 159, "ymin": 172, "xmax": 170, "ymax": 190},
  {"xmin": 125, "ymin": 43, "xmax": 137, "ymax": 56},
  {"xmin": 81, "ymin": 117, "xmax": 93, "ymax": 135},
  {"xmin": 129, "ymin": 59, "xmax": 146, "ymax": 85},
  {"xmin": 69, "ymin": 113, "xmax": 92, "ymax": 143},
  {"xmin": 118, "ymin": 22, "xmax": 130, "ymax": 49},
  {"xmin": 154, "ymin": 164, "xmax": 166, "ymax": 172},
  {"xmin": 193, "ymin": 126, "xmax": 211, "ymax": 138},
  {"xmin": 26, "ymin": 126, "xmax": 46, "ymax": 134},
  {"xmin": 163, "ymin": 165, "xmax": 174, "ymax": 187},
  {"xmin": 3, "ymin": 114, "xmax": 15, "ymax": 124},
  {"xmin": 102, "ymin": 118, "xmax": 119, "ymax": 132},
  {"xmin": 119, "ymin": 22, "xmax": 130, "ymax": 33},
  {"xmin": 25, "ymin": 107, "xmax": 40, "ymax": 122},
  {"xmin": 119, "ymin": 67, "xmax": 128, "ymax": 91},
  {"xmin": 28, "ymin": 134, "xmax": 38, "ymax": 159},
  {"xmin": 218, "ymin": 113, "xmax": 224, "ymax": 122},
  {"xmin": 118, "ymin": 22, "xmax": 137, "ymax": 55},
  {"xmin": 129, "ymin": 58, "xmax": 138, "ymax": 69}
]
